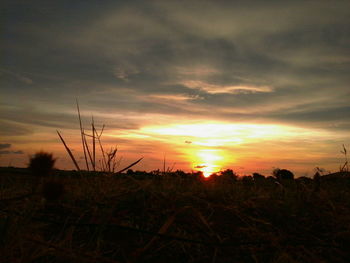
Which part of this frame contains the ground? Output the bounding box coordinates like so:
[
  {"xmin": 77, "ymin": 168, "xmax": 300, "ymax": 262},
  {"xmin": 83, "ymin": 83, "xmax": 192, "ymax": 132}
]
[{"xmin": 1, "ymin": 167, "xmax": 350, "ymax": 262}]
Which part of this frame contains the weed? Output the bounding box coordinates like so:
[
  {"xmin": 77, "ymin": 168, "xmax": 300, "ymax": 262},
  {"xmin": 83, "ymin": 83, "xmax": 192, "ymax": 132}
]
[
  {"xmin": 28, "ymin": 151, "xmax": 56, "ymax": 177},
  {"xmin": 57, "ymin": 101, "xmax": 143, "ymax": 174}
]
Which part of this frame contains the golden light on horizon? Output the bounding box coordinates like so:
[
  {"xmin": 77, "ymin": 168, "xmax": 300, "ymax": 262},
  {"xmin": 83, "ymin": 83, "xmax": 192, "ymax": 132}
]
[
  {"xmin": 138, "ymin": 121, "xmax": 279, "ymax": 174},
  {"xmin": 112, "ymin": 121, "xmax": 335, "ymax": 174}
]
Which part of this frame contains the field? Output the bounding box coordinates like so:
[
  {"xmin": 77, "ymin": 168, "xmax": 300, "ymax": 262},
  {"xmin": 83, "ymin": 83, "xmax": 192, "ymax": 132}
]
[{"xmin": 1, "ymin": 167, "xmax": 350, "ymax": 263}]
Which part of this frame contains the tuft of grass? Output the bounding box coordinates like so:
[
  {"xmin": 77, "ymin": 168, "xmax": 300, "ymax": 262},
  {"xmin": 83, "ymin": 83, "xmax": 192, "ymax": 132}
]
[{"xmin": 28, "ymin": 151, "xmax": 56, "ymax": 177}]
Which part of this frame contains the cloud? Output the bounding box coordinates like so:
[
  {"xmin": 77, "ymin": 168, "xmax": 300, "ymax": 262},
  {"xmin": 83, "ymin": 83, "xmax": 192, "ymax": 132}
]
[
  {"xmin": 0, "ymin": 104, "xmax": 140, "ymax": 131},
  {"xmin": 0, "ymin": 143, "xmax": 11, "ymax": 149},
  {"xmin": 145, "ymin": 93, "xmax": 202, "ymax": 101},
  {"xmin": 182, "ymin": 80, "xmax": 273, "ymax": 94},
  {"xmin": 1, "ymin": 0, "xmax": 350, "ymax": 172},
  {"xmin": 194, "ymin": 165, "xmax": 207, "ymax": 169},
  {"xmin": 0, "ymin": 69, "xmax": 33, "ymax": 84},
  {"xmin": 113, "ymin": 65, "xmax": 140, "ymax": 81},
  {"xmin": 0, "ymin": 150, "xmax": 24, "ymax": 155},
  {"xmin": 0, "ymin": 142, "xmax": 23, "ymax": 155},
  {"xmin": 0, "ymin": 120, "xmax": 34, "ymax": 136}
]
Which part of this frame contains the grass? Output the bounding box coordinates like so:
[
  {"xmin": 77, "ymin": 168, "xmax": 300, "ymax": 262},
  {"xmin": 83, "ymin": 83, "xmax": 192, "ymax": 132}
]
[
  {"xmin": 56, "ymin": 100, "xmax": 142, "ymax": 174},
  {"xmin": 1, "ymin": 167, "xmax": 350, "ymax": 263}
]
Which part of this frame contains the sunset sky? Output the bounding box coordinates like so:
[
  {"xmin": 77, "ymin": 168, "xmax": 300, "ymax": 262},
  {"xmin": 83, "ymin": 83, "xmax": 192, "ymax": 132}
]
[{"xmin": 1, "ymin": 1, "xmax": 349, "ymax": 176}]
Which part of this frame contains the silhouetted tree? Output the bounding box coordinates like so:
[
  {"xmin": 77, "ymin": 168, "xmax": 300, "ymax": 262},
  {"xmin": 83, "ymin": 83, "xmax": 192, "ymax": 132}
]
[
  {"xmin": 253, "ymin": 172, "xmax": 265, "ymax": 181},
  {"xmin": 192, "ymin": 171, "xmax": 203, "ymax": 181},
  {"xmin": 273, "ymin": 168, "xmax": 294, "ymax": 180},
  {"xmin": 175, "ymin": 170, "xmax": 186, "ymax": 178},
  {"xmin": 241, "ymin": 175, "xmax": 254, "ymax": 186},
  {"xmin": 219, "ymin": 169, "xmax": 237, "ymax": 182},
  {"xmin": 296, "ymin": 176, "xmax": 312, "ymax": 185},
  {"xmin": 266, "ymin": 176, "xmax": 276, "ymax": 183},
  {"xmin": 313, "ymin": 171, "xmax": 321, "ymax": 192}
]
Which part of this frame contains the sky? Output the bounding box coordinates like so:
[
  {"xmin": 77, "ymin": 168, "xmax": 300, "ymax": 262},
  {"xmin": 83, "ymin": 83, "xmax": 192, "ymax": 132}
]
[{"xmin": 1, "ymin": 0, "xmax": 350, "ymax": 176}]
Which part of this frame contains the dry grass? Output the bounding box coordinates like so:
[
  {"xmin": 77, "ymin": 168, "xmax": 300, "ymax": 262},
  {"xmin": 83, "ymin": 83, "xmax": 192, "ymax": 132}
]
[
  {"xmin": 1, "ymin": 168, "xmax": 350, "ymax": 263},
  {"xmin": 57, "ymin": 101, "xmax": 142, "ymax": 174}
]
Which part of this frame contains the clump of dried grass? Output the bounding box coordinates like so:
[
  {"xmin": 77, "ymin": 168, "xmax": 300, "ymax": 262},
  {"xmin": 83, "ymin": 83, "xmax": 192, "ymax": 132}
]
[
  {"xmin": 57, "ymin": 100, "xmax": 142, "ymax": 174},
  {"xmin": 28, "ymin": 151, "xmax": 56, "ymax": 177}
]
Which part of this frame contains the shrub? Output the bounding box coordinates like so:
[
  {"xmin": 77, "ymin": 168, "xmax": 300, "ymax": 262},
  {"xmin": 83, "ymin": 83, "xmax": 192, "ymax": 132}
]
[
  {"xmin": 214, "ymin": 169, "xmax": 237, "ymax": 183},
  {"xmin": 253, "ymin": 172, "xmax": 265, "ymax": 180},
  {"xmin": 28, "ymin": 151, "xmax": 56, "ymax": 177},
  {"xmin": 241, "ymin": 175, "xmax": 254, "ymax": 186},
  {"xmin": 273, "ymin": 168, "xmax": 294, "ymax": 180}
]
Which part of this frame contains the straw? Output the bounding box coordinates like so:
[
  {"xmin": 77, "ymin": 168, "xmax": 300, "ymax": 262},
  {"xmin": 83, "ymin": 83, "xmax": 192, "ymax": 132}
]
[
  {"xmin": 117, "ymin": 157, "xmax": 143, "ymax": 174},
  {"xmin": 57, "ymin": 130, "xmax": 80, "ymax": 171},
  {"xmin": 76, "ymin": 99, "xmax": 89, "ymax": 171},
  {"xmin": 92, "ymin": 116, "xmax": 96, "ymax": 171}
]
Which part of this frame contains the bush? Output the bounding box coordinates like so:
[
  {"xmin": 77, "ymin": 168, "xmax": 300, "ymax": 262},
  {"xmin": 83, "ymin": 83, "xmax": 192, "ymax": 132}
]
[
  {"xmin": 216, "ymin": 169, "xmax": 237, "ymax": 183},
  {"xmin": 28, "ymin": 151, "xmax": 56, "ymax": 177},
  {"xmin": 253, "ymin": 172, "xmax": 265, "ymax": 180},
  {"xmin": 273, "ymin": 168, "xmax": 294, "ymax": 180}
]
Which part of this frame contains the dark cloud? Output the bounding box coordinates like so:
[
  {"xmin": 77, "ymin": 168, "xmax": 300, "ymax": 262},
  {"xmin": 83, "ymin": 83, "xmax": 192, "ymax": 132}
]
[
  {"xmin": 0, "ymin": 104, "xmax": 140, "ymax": 131},
  {"xmin": 1, "ymin": 0, "xmax": 350, "ymax": 135},
  {"xmin": 0, "ymin": 143, "xmax": 11, "ymax": 149},
  {"xmin": 0, "ymin": 120, "xmax": 34, "ymax": 136},
  {"xmin": 0, "ymin": 150, "xmax": 23, "ymax": 155},
  {"xmin": 0, "ymin": 142, "xmax": 23, "ymax": 155},
  {"xmin": 269, "ymin": 106, "xmax": 350, "ymax": 123}
]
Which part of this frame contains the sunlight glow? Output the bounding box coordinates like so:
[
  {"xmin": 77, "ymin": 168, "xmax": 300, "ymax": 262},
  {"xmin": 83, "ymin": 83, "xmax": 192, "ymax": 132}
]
[
  {"xmin": 141, "ymin": 122, "xmax": 319, "ymax": 142},
  {"xmin": 115, "ymin": 121, "xmax": 332, "ymax": 175},
  {"xmin": 195, "ymin": 149, "xmax": 223, "ymax": 177}
]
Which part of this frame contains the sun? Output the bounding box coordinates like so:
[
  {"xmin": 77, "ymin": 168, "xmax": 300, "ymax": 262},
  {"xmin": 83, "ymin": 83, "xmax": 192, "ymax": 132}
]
[{"xmin": 194, "ymin": 149, "xmax": 223, "ymax": 177}]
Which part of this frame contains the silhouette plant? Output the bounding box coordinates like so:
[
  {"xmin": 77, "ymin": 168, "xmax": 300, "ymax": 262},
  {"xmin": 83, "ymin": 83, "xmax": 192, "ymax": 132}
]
[
  {"xmin": 57, "ymin": 100, "xmax": 143, "ymax": 174},
  {"xmin": 28, "ymin": 151, "xmax": 56, "ymax": 177},
  {"xmin": 218, "ymin": 169, "xmax": 237, "ymax": 182},
  {"xmin": 273, "ymin": 168, "xmax": 294, "ymax": 180},
  {"xmin": 253, "ymin": 172, "xmax": 265, "ymax": 181},
  {"xmin": 340, "ymin": 144, "xmax": 348, "ymax": 172}
]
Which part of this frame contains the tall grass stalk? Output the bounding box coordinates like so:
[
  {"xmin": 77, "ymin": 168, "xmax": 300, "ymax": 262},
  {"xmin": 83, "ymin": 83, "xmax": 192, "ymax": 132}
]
[
  {"xmin": 340, "ymin": 144, "xmax": 348, "ymax": 172},
  {"xmin": 83, "ymin": 129, "xmax": 94, "ymax": 168},
  {"xmin": 57, "ymin": 102, "xmax": 143, "ymax": 174},
  {"xmin": 76, "ymin": 99, "xmax": 89, "ymax": 171},
  {"xmin": 92, "ymin": 116, "xmax": 96, "ymax": 171},
  {"xmin": 56, "ymin": 131, "xmax": 80, "ymax": 171}
]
